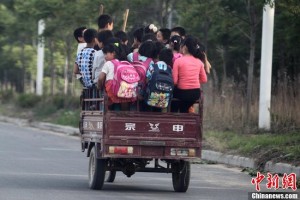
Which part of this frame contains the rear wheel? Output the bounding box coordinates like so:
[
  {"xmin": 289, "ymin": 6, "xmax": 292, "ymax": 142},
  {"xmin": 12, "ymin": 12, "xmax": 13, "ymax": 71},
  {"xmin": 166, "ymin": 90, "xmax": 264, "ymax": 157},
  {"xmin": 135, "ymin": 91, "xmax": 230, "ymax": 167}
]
[
  {"xmin": 172, "ymin": 161, "xmax": 190, "ymax": 192},
  {"xmin": 106, "ymin": 171, "xmax": 116, "ymax": 182},
  {"xmin": 88, "ymin": 146, "xmax": 106, "ymax": 190}
]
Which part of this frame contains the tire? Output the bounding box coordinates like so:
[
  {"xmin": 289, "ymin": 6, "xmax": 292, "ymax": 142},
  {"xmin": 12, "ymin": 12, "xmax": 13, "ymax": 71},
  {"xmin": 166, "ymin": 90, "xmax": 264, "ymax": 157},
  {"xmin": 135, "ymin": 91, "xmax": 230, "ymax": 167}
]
[
  {"xmin": 172, "ymin": 161, "xmax": 191, "ymax": 192},
  {"xmin": 88, "ymin": 146, "xmax": 106, "ymax": 190},
  {"xmin": 106, "ymin": 171, "xmax": 116, "ymax": 182}
]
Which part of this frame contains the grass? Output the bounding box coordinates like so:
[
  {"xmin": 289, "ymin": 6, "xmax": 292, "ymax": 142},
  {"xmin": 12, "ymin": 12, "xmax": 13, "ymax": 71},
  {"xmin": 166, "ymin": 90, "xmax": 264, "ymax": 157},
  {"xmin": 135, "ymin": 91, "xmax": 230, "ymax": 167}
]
[
  {"xmin": 203, "ymin": 130, "xmax": 300, "ymax": 166},
  {"xmin": 0, "ymin": 93, "xmax": 80, "ymax": 127},
  {"xmin": 51, "ymin": 110, "xmax": 80, "ymax": 127}
]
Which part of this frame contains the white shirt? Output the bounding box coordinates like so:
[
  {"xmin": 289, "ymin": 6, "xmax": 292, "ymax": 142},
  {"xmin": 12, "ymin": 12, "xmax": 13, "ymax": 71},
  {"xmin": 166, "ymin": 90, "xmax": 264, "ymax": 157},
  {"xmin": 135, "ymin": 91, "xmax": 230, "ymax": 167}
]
[
  {"xmin": 101, "ymin": 61, "xmax": 114, "ymax": 81},
  {"xmin": 77, "ymin": 43, "xmax": 87, "ymax": 55},
  {"xmin": 92, "ymin": 50, "xmax": 105, "ymax": 83}
]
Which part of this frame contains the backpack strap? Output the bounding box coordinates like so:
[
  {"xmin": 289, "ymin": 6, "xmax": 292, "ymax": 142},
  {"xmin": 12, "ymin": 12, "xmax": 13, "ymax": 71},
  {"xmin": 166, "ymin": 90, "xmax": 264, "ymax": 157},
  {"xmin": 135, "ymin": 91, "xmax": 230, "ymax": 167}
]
[
  {"xmin": 143, "ymin": 58, "xmax": 153, "ymax": 69},
  {"xmin": 110, "ymin": 59, "xmax": 119, "ymax": 75},
  {"xmin": 133, "ymin": 52, "xmax": 152, "ymax": 68},
  {"xmin": 133, "ymin": 52, "xmax": 139, "ymax": 62}
]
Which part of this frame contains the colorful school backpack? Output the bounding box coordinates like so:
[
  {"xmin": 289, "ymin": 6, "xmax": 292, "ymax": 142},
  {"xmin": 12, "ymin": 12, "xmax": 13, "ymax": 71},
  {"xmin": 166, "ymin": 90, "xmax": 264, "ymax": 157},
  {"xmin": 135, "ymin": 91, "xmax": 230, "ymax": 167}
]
[
  {"xmin": 145, "ymin": 62, "xmax": 174, "ymax": 108},
  {"xmin": 110, "ymin": 59, "xmax": 140, "ymax": 99},
  {"xmin": 131, "ymin": 52, "xmax": 153, "ymax": 95}
]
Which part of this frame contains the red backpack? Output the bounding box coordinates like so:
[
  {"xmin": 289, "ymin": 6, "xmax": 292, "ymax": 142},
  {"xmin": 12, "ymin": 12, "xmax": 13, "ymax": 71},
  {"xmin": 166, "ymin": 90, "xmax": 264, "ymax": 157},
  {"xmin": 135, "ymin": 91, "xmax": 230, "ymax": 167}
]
[{"xmin": 110, "ymin": 59, "xmax": 140, "ymax": 99}]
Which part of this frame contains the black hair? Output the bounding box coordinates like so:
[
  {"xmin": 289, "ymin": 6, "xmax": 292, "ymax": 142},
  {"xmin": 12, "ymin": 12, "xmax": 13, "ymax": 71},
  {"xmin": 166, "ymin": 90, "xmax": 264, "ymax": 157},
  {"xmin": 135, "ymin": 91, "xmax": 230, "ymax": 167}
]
[
  {"xmin": 170, "ymin": 35, "xmax": 182, "ymax": 51},
  {"xmin": 73, "ymin": 26, "xmax": 86, "ymax": 42},
  {"xmin": 158, "ymin": 28, "xmax": 171, "ymax": 42},
  {"xmin": 138, "ymin": 40, "xmax": 156, "ymax": 59},
  {"xmin": 159, "ymin": 48, "xmax": 173, "ymax": 67},
  {"xmin": 106, "ymin": 37, "xmax": 127, "ymax": 61},
  {"xmin": 103, "ymin": 43, "xmax": 118, "ymax": 54},
  {"xmin": 171, "ymin": 26, "xmax": 186, "ymax": 37},
  {"xmin": 133, "ymin": 27, "xmax": 144, "ymax": 43},
  {"xmin": 182, "ymin": 36, "xmax": 205, "ymax": 62},
  {"xmin": 142, "ymin": 33, "xmax": 157, "ymax": 42},
  {"xmin": 97, "ymin": 30, "xmax": 114, "ymax": 45},
  {"xmin": 153, "ymin": 41, "xmax": 165, "ymax": 59},
  {"xmin": 97, "ymin": 14, "xmax": 113, "ymax": 29},
  {"xmin": 115, "ymin": 31, "xmax": 128, "ymax": 43},
  {"xmin": 83, "ymin": 28, "xmax": 97, "ymax": 43}
]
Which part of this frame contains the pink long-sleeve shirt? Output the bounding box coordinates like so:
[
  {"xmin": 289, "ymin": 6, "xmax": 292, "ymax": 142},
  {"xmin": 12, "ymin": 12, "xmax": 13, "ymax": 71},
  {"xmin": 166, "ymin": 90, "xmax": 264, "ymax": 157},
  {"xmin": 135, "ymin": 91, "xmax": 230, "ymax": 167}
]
[{"xmin": 172, "ymin": 55, "xmax": 207, "ymax": 89}]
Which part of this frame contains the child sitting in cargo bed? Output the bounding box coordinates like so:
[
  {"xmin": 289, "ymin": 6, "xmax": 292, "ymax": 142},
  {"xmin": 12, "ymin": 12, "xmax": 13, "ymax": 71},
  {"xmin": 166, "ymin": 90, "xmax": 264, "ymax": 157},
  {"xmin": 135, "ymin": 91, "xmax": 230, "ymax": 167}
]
[
  {"xmin": 145, "ymin": 48, "xmax": 174, "ymax": 112},
  {"xmin": 97, "ymin": 38, "xmax": 134, "ymax": 110}
]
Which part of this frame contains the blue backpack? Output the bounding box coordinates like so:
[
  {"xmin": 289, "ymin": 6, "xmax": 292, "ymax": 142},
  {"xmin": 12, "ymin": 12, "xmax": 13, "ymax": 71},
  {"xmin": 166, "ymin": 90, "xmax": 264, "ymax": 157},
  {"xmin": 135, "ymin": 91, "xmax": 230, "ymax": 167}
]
[{"xmin": 145, "ymin": 62, "xmax": 174, "ymax": 108}]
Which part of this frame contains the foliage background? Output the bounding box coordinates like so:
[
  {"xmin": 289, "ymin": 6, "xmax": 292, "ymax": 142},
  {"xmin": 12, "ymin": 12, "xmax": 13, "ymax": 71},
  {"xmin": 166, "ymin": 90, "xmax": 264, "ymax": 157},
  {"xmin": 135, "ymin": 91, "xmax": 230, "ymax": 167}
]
[{"xmin": 0, "ymin": 0, "xmax": 299, "ymax": 132}]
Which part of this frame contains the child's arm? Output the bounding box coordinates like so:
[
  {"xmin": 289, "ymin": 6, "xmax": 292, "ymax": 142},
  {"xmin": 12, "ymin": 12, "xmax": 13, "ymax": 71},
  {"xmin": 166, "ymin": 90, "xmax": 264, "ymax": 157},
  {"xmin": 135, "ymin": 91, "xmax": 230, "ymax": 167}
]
[
  {"xmin": 172, "ymin": 59, "xmax": 179, "ymax": 86},
  {"xmin": 97, "ymin": 72, "xmax": 106, "ymax": 90},
  {"xmin": 73, "ymin": 63, "xmax": 80, "ymax": 75},
  {"xmin": 199, "ymin": 62, "xmax": 207, "ymax": 84}
]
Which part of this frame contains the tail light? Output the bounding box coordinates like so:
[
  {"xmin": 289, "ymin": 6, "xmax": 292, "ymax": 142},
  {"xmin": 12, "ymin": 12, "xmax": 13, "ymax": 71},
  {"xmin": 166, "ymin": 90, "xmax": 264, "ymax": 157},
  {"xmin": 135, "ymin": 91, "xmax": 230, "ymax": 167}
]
[
  {"xmin": 170, "ymin": 148, "xmax": 195, "ymax": 157},
  {"xmin": 109, "ymin": 146, "xmax": 133, "ymax": 154}
]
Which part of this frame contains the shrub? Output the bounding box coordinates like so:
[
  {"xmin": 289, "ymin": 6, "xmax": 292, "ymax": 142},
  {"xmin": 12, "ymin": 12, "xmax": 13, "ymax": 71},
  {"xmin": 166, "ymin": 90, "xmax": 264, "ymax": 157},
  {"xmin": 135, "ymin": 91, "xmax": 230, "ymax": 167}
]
[
  {"xmin": 0, "ymin": 90, "xmax": 15, "ymax": 101},
  {"xmin": 52, "ymin": 95, "xmax": 65, "ymax": 109},
  {"xmin": 17, "ymin": 94, "xmax": 41, "ymax": 108}
]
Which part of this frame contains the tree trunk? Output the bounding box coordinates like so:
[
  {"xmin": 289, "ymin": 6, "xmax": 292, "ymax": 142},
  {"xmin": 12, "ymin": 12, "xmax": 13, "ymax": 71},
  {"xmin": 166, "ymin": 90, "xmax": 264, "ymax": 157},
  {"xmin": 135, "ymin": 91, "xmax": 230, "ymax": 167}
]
[
  {"xmin": 245, "ymin": 0, "xmax": 257, "ymax": 124},
  {"xmin": 64, "ymin": 57, "xmax": 68, "ymax": 95},
  {"xmin": 66, "ymin": 40, "xmax": 73, "ymax": 96},
  {"xmin": 18, "ymin": 41, "xmax": 26, "ymax": 93},
  {"xmin": 64, "ymin": 36, "xmax": 72, "ymax": 95},
  {"xmin": 49, "ymin": 39, "xmax": 55, "ymax": 96}
]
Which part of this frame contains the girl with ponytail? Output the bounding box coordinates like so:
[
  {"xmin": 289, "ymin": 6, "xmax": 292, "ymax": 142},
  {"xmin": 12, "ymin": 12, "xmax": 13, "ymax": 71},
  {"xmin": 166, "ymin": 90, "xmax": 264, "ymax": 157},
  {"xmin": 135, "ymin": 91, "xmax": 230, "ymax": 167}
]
[{"xmin": 171, "ymin": 36, "xmax": 207, "ymax": 113}]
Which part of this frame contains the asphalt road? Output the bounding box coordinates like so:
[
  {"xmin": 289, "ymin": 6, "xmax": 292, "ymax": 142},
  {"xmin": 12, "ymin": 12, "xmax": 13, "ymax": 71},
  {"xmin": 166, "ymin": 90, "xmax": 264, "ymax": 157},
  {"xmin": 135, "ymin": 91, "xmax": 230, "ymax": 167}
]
[{"xmin": 0, "ymin": 121, "xmax": 284, "ymax": 200}]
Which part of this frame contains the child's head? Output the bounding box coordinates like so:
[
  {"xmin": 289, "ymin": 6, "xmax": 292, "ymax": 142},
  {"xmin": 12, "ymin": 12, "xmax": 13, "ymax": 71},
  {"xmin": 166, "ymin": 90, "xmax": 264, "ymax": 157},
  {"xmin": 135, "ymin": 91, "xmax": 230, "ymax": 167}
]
[
  {"xmin": 73, "ymin": 26, "xmax": 86, "ymax": 43},
  {"xmin": 96, "ymin": 30, "xmax": 114, "ymax": 49},
  {"xmin": 156, "ymin": 28, "xmax": 171, "ymax": 44},
  {"xmin": 181, "ymin": 36, "xmax": 205, "ymax": 62},
  {"xmin": 138, "ymin": 40, "xmax": 156, "ymax": 59},
  {"xmin": 115, "ymin": 31, "xmax": 128, "ymax": 45},
  {"xmin": 103, "ymin": 43, "xmax": 118, "ymax": 61},
  {"xmin": 170, "ymin": 35, "xmax": 182, "ymax": 52},
  {"xmin": 142, "ymin": 33, "xmax": 157, "ymax": 42},
  {"xmin": 153, "ymin": 41, "xmax": 165, "ymax": 60},
  {"xmin": 83, "ymin": 28, "xmax": 97, "ymax": 45},
  {"xmin": 97, "ymin": 14, "xmax": 114, "ymax": 31},
  {"xmin": 171, "ymin": 26, "xmax": 186, "ymax": 38},
  {"xmin": 105, "ymin": 37, "xmax": 127, "ymax": 61},
  {"xmin": 133, "ymin": 27, "xmax": 144, "ymax": 45},
  {"xmin": 159, "ymin": 48, "xmax": 173, "ymax": 67}
]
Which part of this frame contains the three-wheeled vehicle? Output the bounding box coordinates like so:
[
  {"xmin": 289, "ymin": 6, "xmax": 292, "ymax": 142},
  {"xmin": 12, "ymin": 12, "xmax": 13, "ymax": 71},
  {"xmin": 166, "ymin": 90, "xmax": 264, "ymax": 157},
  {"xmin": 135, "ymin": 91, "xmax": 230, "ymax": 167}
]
[{"xmin": 79, "ymin": 88, "xmax": 203, "ymax": 192}]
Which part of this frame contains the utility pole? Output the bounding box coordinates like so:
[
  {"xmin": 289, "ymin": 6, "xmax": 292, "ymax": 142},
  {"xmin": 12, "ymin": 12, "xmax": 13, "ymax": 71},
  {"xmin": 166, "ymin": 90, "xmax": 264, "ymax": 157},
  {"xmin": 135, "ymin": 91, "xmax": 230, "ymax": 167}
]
[
  {"xmin": 259, "ymin": 1, "xmax": 275, "ymax": 130},
  {"xmin": 36, "ymin": 19, "xmax": 45, "ymax": 96}
]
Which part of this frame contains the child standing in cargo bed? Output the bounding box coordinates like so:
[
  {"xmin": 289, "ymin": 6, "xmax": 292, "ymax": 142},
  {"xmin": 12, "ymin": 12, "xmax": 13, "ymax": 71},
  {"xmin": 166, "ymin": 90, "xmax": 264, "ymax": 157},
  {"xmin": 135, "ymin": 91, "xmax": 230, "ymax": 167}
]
[
  {"xmin": 171, "ymin": 36, "xmax": 207, "ymax": 113},
  {"xmin": 73, "ymin": 28, "xmax": 97, "ymax": 88}
]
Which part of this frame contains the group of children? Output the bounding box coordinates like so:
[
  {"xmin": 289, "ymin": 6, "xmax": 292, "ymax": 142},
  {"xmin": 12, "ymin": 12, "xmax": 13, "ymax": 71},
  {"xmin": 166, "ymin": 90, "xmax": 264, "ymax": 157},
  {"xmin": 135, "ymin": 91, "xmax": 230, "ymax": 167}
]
[{"xmin": 73, "ymin": 14, "xmax": 209, "ymax": 113}]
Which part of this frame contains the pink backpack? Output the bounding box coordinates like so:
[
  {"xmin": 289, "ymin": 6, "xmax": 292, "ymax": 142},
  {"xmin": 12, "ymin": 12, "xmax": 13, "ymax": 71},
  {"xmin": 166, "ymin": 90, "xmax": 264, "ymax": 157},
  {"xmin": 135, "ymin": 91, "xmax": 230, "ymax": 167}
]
[
  {"xmin": 172, "ymin": 52, "xmax": 183, "ymax": 64},
  {"xmin": 131, "ymin": 52, "xmax": 152, "ymax": 94},
  {"xmin": 111, "ymin": 59, "xmax": 140, "ymax": 99}
]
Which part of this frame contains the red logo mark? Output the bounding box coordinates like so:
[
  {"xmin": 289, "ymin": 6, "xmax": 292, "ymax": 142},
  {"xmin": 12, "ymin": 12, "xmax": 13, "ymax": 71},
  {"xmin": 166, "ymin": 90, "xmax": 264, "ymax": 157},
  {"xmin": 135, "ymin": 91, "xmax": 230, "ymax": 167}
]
[
  {"xmin": 282, "ymin": 173, "xmax": 297, "ymax": 191},
  {"xmin": 251, "ymin": 172, "xmax": 265, "ymax": 191},
  {"xmin": 266, "ymin": 173, "xmax": 279, "ymax": 190}
]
